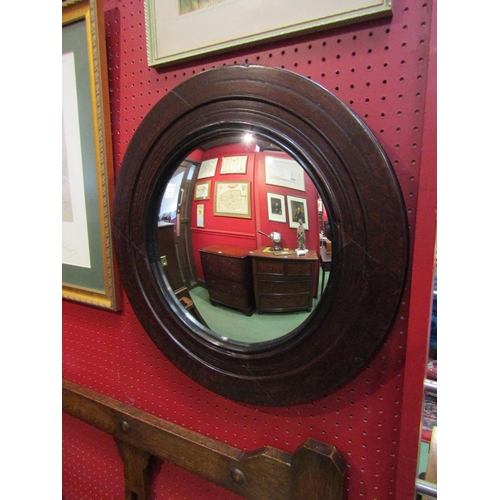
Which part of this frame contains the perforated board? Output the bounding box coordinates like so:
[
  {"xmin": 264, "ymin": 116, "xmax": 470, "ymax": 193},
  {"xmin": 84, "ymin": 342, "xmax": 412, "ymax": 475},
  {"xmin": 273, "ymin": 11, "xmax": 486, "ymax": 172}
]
[{"xmin": 62, "ymin": 0, "xmax": 437, "ymax": 497}]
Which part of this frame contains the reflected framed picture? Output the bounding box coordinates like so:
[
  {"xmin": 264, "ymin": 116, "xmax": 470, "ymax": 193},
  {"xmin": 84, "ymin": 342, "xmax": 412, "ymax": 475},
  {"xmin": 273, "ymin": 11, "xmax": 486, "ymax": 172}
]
[
  {"xmin": 287, "ymin": 195, "xmax": 309, "ymax": 230},
  {"xmin": 214, "ymin": 181, "xmax": 251, "ymax": 218},
  {"xmin": 194, "ymin": 180, "xmax": 211, "ymax": 200},
  {"xmin": 62, "ymin": 0, "xmax": 121, "ymax": 311},
  {"xmin": 145, "ymin": 0, "xmax": 392, "ymax": 67},
  {"xmin": 265, "ymin": 156, "xmax": 305, "ymax": 192},
  {"xmin": 197, "ymin": 158, "xmax": 218, "ymax": 179},
  {"xmin": 220, "ymin": 155, "xmax": 247, "ymax": 174},
  {"xmin": 267, "ymin": 193, "xmax": 286, "ymax": 223},
  {"xmin": 196, "ymin": 204, "xmax": 205, "ymax": 227}
]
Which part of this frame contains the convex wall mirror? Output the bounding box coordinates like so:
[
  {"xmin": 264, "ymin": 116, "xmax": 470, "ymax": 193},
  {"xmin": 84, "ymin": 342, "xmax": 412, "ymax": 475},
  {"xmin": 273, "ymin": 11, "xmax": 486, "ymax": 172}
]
[{"xmin": 113, "ymin": 65, "xmax": 409, "ymax": 406}]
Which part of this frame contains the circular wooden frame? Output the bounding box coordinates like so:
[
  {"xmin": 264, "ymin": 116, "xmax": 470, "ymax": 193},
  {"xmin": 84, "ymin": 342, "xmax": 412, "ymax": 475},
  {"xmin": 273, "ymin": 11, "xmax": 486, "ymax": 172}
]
[{"xmin": 113, "ymin": 66, "xmax": 409, "ymax": 406}]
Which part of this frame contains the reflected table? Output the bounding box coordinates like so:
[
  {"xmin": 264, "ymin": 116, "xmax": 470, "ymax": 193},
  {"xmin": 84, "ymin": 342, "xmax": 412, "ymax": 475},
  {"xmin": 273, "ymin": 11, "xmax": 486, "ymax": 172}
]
[
  {"xmin": 200, "ymin": 244, "xmax": 255, "ymax": 316},
  {"xmin": 249, "ymin": 248, "xmax": 318, "ymax": 313}
]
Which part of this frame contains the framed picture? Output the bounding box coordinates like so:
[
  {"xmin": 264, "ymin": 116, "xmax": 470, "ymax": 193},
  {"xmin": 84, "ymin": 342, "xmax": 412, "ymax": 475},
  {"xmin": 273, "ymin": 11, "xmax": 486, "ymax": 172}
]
[
  {"xmin": 62, "ymin": 0, "xmax": 121, "ymax": 311},
  {"xmin": 194, "ymin": 180, "xmax": 211, "ymax": 200},
  {"xmin": 145, "ymin": 0, "xmax": 392, "ymax": 67},
  {"xmin": 220, "ymin": 155, "xmax": 248, "ymax": 174},
  {"xmin": 197, "ymin": 158, "xmax": 218, "ymax": 179},
  {"xmin": 287, "ymin": 195, "xmax": 309, "ymax": 230},
  {"xmin": 265, "ymin": 156, "xmax": 306, "ymax": 192},
  {"xmin": 267, "ymin": 193, "xmax": 286, "ymax": 223},
  {"xmin": 196, "ymin": 204, "xmax": 205, "ymax": 227},
  {"xmin": 214, "ymin": 181, "xmax": 251, "ymax": 219}
]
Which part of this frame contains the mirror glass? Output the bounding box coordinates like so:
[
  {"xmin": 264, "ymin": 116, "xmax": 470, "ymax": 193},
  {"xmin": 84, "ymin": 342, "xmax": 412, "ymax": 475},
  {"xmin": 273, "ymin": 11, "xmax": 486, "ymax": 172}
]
[{"xmin": 154, "ymin": 132, "xmax": 332, "ymax": 348}]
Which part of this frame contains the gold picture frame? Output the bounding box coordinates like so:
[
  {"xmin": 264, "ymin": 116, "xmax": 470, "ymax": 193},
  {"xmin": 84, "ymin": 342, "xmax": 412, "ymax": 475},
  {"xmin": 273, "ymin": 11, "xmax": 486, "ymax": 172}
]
[
  {"xmin": 214, "ymin": 181, "xmax": 251, "ymax": 219},
  {"xmin": 62, "ymin": 0, "xmax": 121, "ymax": 311},
  {"xmin": 194, "ymin": 180, "xmax": 211, "ymax": 200}
]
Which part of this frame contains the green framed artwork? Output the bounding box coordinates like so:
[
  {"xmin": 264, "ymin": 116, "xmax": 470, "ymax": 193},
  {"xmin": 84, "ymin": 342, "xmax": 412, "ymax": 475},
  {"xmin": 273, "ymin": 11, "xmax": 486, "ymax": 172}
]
[
  {"xmin": 145, "ymin": 0, "xmax": 393, "ymax": 67},
  {"xmin": 62, "ymin": 0, "xmax": 121, "ymax": 310}
]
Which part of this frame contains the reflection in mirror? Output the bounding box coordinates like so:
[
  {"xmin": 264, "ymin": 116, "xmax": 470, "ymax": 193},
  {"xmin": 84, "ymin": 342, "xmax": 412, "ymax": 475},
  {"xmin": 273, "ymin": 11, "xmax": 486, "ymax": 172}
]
[{"xmin": 155, "ymin": 133, "xmax": 332, "ymax": 347}]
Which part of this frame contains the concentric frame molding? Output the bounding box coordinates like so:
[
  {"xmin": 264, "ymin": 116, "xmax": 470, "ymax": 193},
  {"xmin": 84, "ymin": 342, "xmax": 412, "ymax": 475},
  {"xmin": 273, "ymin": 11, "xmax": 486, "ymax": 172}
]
[{"xmin": 112, "ymin": 65, "xmax": 408, "ymax": 406}]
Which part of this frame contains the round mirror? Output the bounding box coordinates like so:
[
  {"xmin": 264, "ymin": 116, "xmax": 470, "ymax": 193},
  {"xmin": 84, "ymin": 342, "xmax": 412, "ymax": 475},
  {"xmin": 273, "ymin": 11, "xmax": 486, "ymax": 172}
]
[{"xmin": 113, "ymin": 65, "xmax": 408, "ymax": 406}]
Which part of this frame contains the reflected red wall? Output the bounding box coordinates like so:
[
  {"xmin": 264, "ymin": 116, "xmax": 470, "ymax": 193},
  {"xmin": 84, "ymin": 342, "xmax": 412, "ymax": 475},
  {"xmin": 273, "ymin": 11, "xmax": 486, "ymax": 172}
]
[{"xmin": 190, "ymin": 145, "xmax": 319, "ymax": 281}]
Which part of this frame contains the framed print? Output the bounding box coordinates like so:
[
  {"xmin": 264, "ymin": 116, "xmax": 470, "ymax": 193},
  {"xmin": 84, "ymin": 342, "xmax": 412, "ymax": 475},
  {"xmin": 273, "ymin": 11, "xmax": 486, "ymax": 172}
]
[
  {"xmin": 145, "ymin": 0, "xmax": 392, "ymax": 67},
  {"xmin": 287, "ymin": 195, "xmax": 309, "ymax": 230},
  {"xmin": 194, "ymin": 180, "xmax": 211, "ymax": 200},
  {"xmin": 62, "ymin": 0, "xmax": 121, "ymax": 311},
  {"xmin": 214, "ymin": 181, "xmax": 251, "ymax": 218},
  {"xmin": 267, "ymin": 193, "xmax": 286, "ymax": 223},
  {"xmin": 197, "ymin": 158, "xmax": 218, "ymax": 179},
  {"xmin": 220, "ymin": 155, "xmax": 247, "ymax": 174},
  {"xmin": 265, "ymin": 156, "xmax": 306, "ymax": 192},
  {"xmin": 196, "ymin": 204, "xmax": 205, "ymax": 227}
]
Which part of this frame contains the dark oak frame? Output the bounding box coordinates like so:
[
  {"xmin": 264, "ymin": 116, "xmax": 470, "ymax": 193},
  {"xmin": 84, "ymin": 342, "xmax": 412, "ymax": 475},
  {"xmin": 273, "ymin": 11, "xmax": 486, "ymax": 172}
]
[{"xmin": 112, "ymin": 65, "xmax": 409, "ymax": 406}]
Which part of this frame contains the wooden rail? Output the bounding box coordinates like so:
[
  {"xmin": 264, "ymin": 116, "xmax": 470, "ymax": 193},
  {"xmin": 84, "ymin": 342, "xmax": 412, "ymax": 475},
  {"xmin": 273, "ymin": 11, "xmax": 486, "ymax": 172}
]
[{"xmin": 63, "ymin": 379, "xmax": 346, "ymax": 500}]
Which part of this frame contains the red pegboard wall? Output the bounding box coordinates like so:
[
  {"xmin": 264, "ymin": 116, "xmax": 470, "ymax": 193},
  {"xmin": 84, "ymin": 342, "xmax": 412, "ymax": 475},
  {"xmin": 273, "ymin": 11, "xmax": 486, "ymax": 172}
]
[{"xmin": 62, "ymin": 0, "xmax": 436, "ymax": 498}]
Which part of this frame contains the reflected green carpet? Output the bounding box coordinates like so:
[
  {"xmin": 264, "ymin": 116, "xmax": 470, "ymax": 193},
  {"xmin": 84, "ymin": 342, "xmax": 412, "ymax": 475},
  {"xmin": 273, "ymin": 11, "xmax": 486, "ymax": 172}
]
[{"xmin": 189, "ymin": 269, "xmax": 329, "ymax": 344}]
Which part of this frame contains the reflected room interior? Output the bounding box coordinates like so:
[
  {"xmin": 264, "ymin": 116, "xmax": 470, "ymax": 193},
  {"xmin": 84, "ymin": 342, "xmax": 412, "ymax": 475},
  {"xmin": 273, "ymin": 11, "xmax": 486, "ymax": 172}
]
[{"xmin": 155, "ymin": 132, "xmax": 333, "ymax": 345}]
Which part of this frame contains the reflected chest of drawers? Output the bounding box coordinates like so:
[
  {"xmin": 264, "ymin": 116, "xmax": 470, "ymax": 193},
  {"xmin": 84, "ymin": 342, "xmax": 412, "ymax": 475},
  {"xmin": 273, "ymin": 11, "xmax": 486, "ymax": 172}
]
[
  {"xmin": 199, "ymin": 244, "xmax": 255, "ymax": 316},
  {"xmin": 250, "ymin": 248, "xmax": 318, "ymax": 313}
]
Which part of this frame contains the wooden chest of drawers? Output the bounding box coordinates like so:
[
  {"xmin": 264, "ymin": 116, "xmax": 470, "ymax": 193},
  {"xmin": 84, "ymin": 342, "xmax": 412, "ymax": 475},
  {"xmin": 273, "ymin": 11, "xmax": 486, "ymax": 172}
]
[
  {"xmin": 250, "ymin": 248, "xmax": 318, "ymax": 313},
  {"xmin": 199, "ymin": 244, "xmax": 255, "ymax": 316}
]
